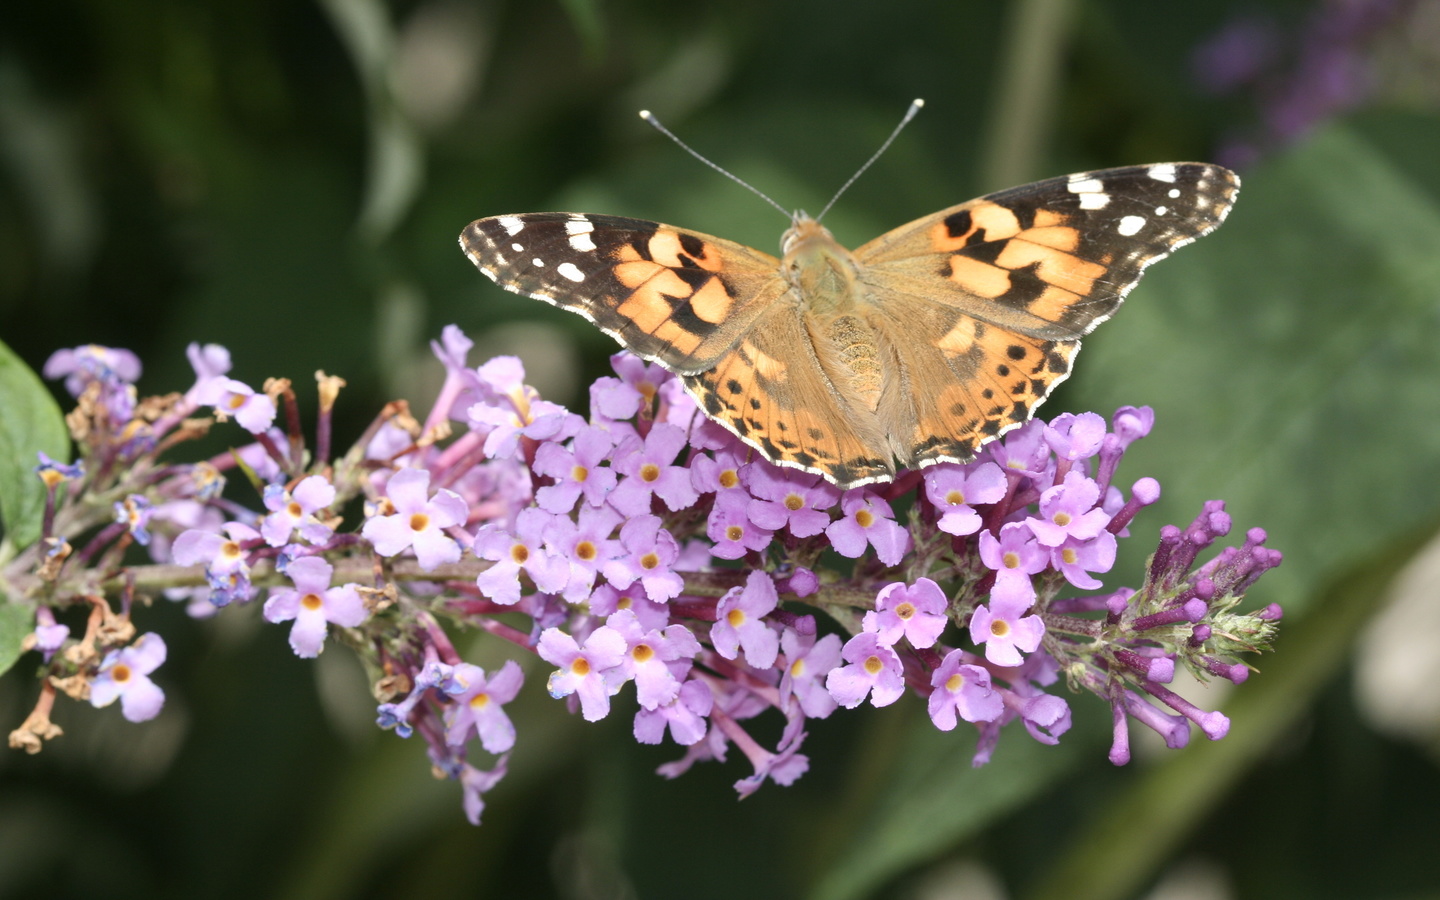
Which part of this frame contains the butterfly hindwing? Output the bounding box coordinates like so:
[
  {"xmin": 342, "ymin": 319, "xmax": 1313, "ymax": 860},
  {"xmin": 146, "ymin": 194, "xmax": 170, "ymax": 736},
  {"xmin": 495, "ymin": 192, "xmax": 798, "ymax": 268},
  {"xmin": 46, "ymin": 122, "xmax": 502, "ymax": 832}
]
[
  {"xmin": 460, "ymin": 213, "xmax": 785, "ymax": 374},
  {"xmin": 683, "ymin": 301, "xmax": 896, "ymax": 487},
  {"xmin": 855, "ymin": 163, "xmax": 1240, "ymax": 342}
]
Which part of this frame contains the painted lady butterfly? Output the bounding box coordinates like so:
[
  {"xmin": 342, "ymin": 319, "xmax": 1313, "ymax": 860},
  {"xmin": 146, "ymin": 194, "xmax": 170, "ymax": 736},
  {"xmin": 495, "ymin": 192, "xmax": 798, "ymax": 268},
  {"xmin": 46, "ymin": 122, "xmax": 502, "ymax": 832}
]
[{"xmin": 461, "ymin": 154, "xmax": 1237, "ymax": 489}]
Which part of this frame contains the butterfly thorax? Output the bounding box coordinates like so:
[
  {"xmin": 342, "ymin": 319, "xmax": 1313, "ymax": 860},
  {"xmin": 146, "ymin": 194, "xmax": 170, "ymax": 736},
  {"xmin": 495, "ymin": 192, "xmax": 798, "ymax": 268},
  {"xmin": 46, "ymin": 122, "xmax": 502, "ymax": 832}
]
[{"xmin": 781, "ymin": 215, "xmax": 886, "ymax": 411}]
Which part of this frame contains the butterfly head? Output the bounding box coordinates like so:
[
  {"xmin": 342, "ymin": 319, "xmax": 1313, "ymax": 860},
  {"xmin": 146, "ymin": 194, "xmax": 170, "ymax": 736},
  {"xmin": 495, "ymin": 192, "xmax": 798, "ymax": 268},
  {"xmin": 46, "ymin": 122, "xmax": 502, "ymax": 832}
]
[{"xmin": 781, "ymin": 213, "xmax": 858, "ymax": 303}]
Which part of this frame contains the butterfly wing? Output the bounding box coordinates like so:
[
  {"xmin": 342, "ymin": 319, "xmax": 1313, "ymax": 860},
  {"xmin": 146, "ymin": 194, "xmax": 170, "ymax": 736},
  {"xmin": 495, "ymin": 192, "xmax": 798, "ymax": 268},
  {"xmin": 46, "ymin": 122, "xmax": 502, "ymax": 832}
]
[
  {"xmin": 855, "ymin": 163, "xmax": 1239, "ymax": 468},
  {"xmin": 682, "ymin": 299, "xmax": 897, "ymax": 487},
  {"xmin": 460, "ymin": 213, "xmax": 787, "ymax": 374}
]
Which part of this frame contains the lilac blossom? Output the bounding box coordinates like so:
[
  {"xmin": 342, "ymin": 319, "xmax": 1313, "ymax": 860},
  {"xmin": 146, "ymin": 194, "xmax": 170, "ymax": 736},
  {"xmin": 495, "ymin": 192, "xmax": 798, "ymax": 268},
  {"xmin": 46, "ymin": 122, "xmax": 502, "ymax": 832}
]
[
  {"xmin": 262, "ymin": 556, "xmax": 367, "ymax": 657},
  {"xmin": 18, "ymin": 329, "xmax": 1285, "ymax": 826},
  {"xmin": 192, "ymin": 377, "xmax": 277, "ymax": 434},
  {"xmin": 362, "ymin": 467, "xmax": 467, "ymax": 571},
  {"xmin": 863, "ymin": 578, "xmax": 950, "ymax": 649},
  {"xmin": 710, "ymin": 570, "xmax": 780, "ymax": 668},
  {"xmin": 90, "ymin": 633, "xmax": 167, "ymax": 722},
  {"xmin": 826, "ymin": 488, "xmax": 910, "ymax": 565},
  {"xmin": 260, "ymin": 475, "xmax": 336, "ymax": 547},
  {"xmin": 444, "ymin": 660, "xmax": 524, "ymax": 753}
]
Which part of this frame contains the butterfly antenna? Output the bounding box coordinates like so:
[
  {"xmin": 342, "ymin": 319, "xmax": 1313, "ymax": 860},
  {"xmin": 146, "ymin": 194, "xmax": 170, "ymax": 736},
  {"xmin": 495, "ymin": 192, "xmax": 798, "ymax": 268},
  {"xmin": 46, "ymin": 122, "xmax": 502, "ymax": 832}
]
[
  {"xmin": 639, "ymin": 110, "xmax": 792, "ymax": 220},
  {"xmin": 816, "ymin": 98, "xmax": 924, "ymax": 223}
]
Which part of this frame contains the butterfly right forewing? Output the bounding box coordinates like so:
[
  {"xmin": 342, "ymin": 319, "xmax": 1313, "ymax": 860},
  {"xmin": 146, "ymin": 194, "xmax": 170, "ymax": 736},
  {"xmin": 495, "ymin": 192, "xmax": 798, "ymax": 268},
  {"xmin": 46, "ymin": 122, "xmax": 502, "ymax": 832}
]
[{"xmin": 460, "ymin": 213, "xmax": 785, "ymax": 374}]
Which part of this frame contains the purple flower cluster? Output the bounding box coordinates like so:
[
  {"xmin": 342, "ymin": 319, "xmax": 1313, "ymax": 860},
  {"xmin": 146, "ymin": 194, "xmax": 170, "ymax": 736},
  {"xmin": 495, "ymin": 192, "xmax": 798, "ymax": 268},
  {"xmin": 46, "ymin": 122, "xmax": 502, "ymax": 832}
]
[{"xmin": 8, "ymin": 330, "xmax": 1283, "ymax": 823}]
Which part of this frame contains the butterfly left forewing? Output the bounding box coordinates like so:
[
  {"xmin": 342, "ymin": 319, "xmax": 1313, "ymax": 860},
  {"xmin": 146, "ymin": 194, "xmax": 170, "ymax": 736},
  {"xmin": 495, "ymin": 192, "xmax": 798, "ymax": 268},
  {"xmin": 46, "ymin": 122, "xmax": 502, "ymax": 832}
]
[
  {"xmin": 856, "ymin": 163, "xmax": 1239, "ymax": 342},
  {"xmin": 461, "ymin": 213, "xmax": 787, "ymax": 374},
  {"xmin": 854, "ymin": 163, "xmax": 1237, "ymax": 468}
]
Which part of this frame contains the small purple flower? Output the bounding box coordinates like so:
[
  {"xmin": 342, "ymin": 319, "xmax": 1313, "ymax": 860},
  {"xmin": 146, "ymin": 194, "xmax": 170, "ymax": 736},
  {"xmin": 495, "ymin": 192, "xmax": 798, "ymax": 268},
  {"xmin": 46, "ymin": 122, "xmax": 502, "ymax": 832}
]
[
  {"xmin": 590, "ymin": 583, "xmax": 674, "ymax": 632},
  {"xmin": 34, "ymin": 452, "xmax": 84, "ymax": 488},
  {"xmin": 260, "ymin": 475, "xmax": 336, "ymax": 547},
  {"xmin": 634, "ymin": 678, "xmax": 713, "ymax": 746},
  {"xmin": 262, "ymin": 556, "xmax": 367, "ymax": 658},
  {"xmin": 1045, "ymin": 411, "xmax": 1108, "ymax": 461},
  {"xmin": 987, "ymin": 419, "xmax": 1051, "ymax": 476},
  {"xmin": 970, "ymin": 590, "xmax": 1045, "ymax": 667},
  {"xmin": 779, "ymin": 626, "xmax": 841, "ymax": 719},
  {"xmin": 460, "ymin": 756, "xmax": 509, "ymax": 826},
  {"xmin": 825, "ymin": 489, "xmax": 911, "ymax": 566},
  {"xmin": 689, "ymin": 447, "xmax": 750, "ymax": 495},
  {"xmin": 1050, "ymin": 531, "xmax": 1117, "ymax": 589},
  {"xmin": 538, "ymin": 625, "xmax": 628, "ymax": 721},
  {"xmin": 923, "ymin": 462, "xmax": 1006, "ymax": 536},
  {"xmin": 977, "ymin": 522, "xmax": 1048, "ymax": 604},
  {"xmin": 1112, "ymin": 405, "xmax": 1155, "ymax": 447},
  {"xmin": 193, "ymin": 377, "xmax": 277, "ymax": 434},
  {"xmin": 609, "ymin": 423, "xmax": 700, "ymax": 516},
  {"xmin": 172, "ymin": 522, "xmax": 261, "ymax": 607},
  {"xmin": 706, "ymin": 490, "xmax": 774, "ymax": 560},
  {"xmin": 184, "ymin": 342, "xmax": 232, "ymax": 391},
  {"xmin": 927, "ymin": 650, "xmax": 1004, "ymax": 730},
  {"xmin": 90, "ymin": 633, "xmax": 167, "ymax": 722},
  {"xmin": 607, "ymin": 609, "xmax": 702, "ymax": 709},
  {"xmin": 746, "ymin": 463, "xmax": 838, "ymax": 538},
  {"xmin": 826, "ymin": 632, "xmax": 905, "ymax": 708},
  {"xmin": 599, "ymin": 515, "xmax": 685, "ymax": 602},
  {"xmin": 468, "ymin": 395, "xmax": 582, "ymax": 460},
  {"xmin": 362, "ymin": 468, "xmax": 468, "ymax": 571},
  {"xmin": 862, "ymin": 578, "xmax": 949, "ymax": 649},
  {"xmin": 533, "ymin": 426, "xmax": 617, "ymax": 513},
  {"xmin": 1028, "ymin": 470, "xmax": 1111, "ymax": 547},
  {"xmin": 113, "ymin": 495, "xmax": 155, "ymax": 546},
  {"xmin": 544, "ymin": 504, "xmax": 622, "ymax": 603},
  {"xmin": 474, "ymin": 507, "xmax": 570, "ymax": 604},
  {"xmin": 710, "ymin": 570, "xmax": 780, "ymax": 668},
  {"xmin": 44, "ymin": 344, "xmax": 142, "ymax": 396},
  {"xmin": 31, "ymin": 608, "xmax": 69, "ymax": 663},
  {"xmin": 444, "ymin": 660, "xmax": 524, "ymax": 753}
]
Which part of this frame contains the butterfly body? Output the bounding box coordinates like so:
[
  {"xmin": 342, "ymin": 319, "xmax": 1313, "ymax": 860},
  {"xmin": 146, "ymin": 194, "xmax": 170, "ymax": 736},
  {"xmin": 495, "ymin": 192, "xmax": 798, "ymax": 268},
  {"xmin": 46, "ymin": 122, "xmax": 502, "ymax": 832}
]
[{"xmin": 461, "ymin": 163, "xmax": 1238, "ymax": 488}]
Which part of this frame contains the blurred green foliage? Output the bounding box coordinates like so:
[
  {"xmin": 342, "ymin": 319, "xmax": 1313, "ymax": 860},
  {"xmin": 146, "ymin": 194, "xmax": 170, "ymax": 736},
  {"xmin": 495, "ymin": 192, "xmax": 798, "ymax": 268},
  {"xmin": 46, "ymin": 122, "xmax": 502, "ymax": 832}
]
[{"xmin": 3, "ymin": 1, "xmax": 1440, "ymax": 898}]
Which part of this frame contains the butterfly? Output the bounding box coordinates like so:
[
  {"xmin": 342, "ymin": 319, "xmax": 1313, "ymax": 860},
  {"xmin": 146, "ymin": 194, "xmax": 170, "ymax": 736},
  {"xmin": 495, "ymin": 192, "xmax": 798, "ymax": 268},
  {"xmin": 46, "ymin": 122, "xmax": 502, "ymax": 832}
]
[{"xmin": 460, "ymin": 162, "xmax": 1238, "ymax": 488}]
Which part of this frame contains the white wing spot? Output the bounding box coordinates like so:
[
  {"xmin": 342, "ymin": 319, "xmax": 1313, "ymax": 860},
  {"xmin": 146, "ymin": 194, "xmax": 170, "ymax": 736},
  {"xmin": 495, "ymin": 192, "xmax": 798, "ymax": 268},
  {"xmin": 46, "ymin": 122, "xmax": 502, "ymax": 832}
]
[
  {"xmin": 1148, "ymin": 164, "xmax": 1177, "ymax": 183},
  {"xmin": 498, "ymin": 216, "xmax": 524, "ymax": 236},
  {"xmin": 511, "ymin": 242, "xmax": 523, "ymax": 252},
  {"xmin": 1079, "ymin": 192, "xmax": 1110, "ymax": 210},
  {"xmin": 1068, "ymin": 177, "xmax": 1104, "ymax": 194},
  {"xmin": 532, "ymin": 257, "xmax": 545, "ymax": 267},
  {"xmin": 568, "ymin": 232, "xmax": 597, "ymax": 252},
  {"xmin": 557, "ymin": 262, "xmax": 586, "ymax": 283},
  {"xmin": 565, "ymin": 217, "xmax": 594, "ymax": 235},
  {"xmin": 1117, "ymin": 215, "xmax": 1146, "ymax": 236},
  {"xmin": 1155, "ymin": 206, "xmax": 1169, "ymax": 216},
  {"xmin": 1168, "ymin": 188, "xmax": 1181, "ymax": 199}
]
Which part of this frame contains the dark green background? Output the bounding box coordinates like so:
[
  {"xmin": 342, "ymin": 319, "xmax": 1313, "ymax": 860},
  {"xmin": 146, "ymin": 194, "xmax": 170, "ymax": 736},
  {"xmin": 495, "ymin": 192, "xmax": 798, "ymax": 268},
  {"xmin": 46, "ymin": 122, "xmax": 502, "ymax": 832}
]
[{"xmin": 3, "ymin": 0, "xmax": 1440, "ymax": 897}]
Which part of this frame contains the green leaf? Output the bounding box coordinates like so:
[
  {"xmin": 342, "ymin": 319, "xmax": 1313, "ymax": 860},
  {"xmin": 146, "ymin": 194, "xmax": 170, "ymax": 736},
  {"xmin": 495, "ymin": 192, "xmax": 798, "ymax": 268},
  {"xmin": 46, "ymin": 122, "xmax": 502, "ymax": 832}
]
[
  {"xmin": 0, "ymin": 336, "xmax": 68, "ymax": 551},
  {"xmin": 0, "ymin": 594, "xmax": 35, "ymax": 677},
  {"xmin": 806, "ymin": 706, "xmax": 1091, "ymax": 900}
]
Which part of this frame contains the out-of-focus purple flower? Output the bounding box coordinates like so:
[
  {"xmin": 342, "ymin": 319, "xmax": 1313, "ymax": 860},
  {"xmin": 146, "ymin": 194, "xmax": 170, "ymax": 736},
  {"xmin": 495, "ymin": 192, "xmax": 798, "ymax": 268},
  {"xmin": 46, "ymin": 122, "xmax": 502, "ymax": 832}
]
[
  {"xmin": 779, "ymin": 625, "xmax": 841, "ymax": 719},
  {"xmin": 113, "ymin": 495, "xmax": 155, "ymax": 546},
  {"xmin": 192, "ymin": 377, "xmax": 277, "ymax": 434},
  {"xmin": 444, "ymin": 660, "xmax": 524, "ymax": 753},
  {"xmin": 260, "ymin": 475, "xmax": 336, "ymax": 547},
  {"xmin": 31, "ymin": 608, "xmax": 69, "ymax": 663},
  {"xmin": 44, "ymin": 344, "xmax": 142, "ymax": 396},
  {"xmin": 362, "ymin": 468, "xmax": 467, "ymax": 571},
  {"xmin": 928, "ymin": 650, "xmax": 1004, "ymax": 730},
  {"xmin": 634, "ymin": 677, "xmax": 712, "ymax": 746},
  {"xmin": 459, "ymin": 755, "xmax": 509, "ymax": 826},
  {"xmin": 90, "ymin": 633, "xmax": 167, "ymax": 722}
]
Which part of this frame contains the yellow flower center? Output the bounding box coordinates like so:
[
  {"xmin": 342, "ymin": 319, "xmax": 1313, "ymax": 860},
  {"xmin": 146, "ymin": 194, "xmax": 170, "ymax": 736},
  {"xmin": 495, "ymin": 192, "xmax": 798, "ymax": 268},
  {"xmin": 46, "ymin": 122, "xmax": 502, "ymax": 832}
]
[
  {"xmin": 633, "ymin": 644, "xmax": 654, "ymax": 663},
  {"xmin": 301, "ymin": 592, "xmax": 323, "ymax": 611},
  {"xmin": 719, "ymin": 469, "xmax": 739, "ymax": 489},
  {"xmin": 572, "ymin": 464, "xmax": 589, "ymax": 483},
  {"xmin": 1002, "ymin": 551, "xmax": 1020, "ymax": 569},
  {"xmin": 570, "ymin": 657, "xmax": 591, "ymax": 676},
  {"xmin": 725, "ymin": 525, "xmax": 744, "ymax": 542},
  {"xmin": 1052, "ymin": 511, "xmax": 1072, "ymax": 527},
  {"xmin": 784, "ymin": 493, "xmax": 804, "ymax": 511},
  {"xmin": 945, "ymin": 672, "xmax": 966, "ymax": 693},
  {"xmin": 1062, "ymin": 547, "xmax": 1078, "ymax": 564},
  {"xmin": 990, "ymin": 619, "xmax": 1011, "ymax": 638},
  {"xmin": 470, "ymin": 693, "xmax": 490, "ymax": 709},
  {"xmin": 855, "ymin": 509, "xmax": 874, "ymax": 528},
  {"xmin": 510, "ymin": 544, "xmax": 529, "ymax": 564},
  {"xmin": 945, "ymin": 489, "xmax": 965, "ymax": 506},
  {"xmin": 895, "ymin": 602, "xmax": 916, "ymax": 621},
  {"xmin": 112, "ymin": 663, "xmax": 132, "ymax": 684},
  {"xmin": 863, "ymin": 655, "xmax": 883, "ymax": 675},
  {"xmin": 575, "ymin": 541, "xmax": 596, "ymax": 561},
  {"xmin": 409, "ymin": 512, "xmax": 430, "ymax": 532},
  {"xmin": 640, "ymin": 463, "xmax": 661, "ymax": 483},
  {"xmin": 727, "ymin": 608, "xmax": 746, "ymax": 627},
  {"xmin": 640, "ymin": 552, "xmax": 659, "ymax": 571}
]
